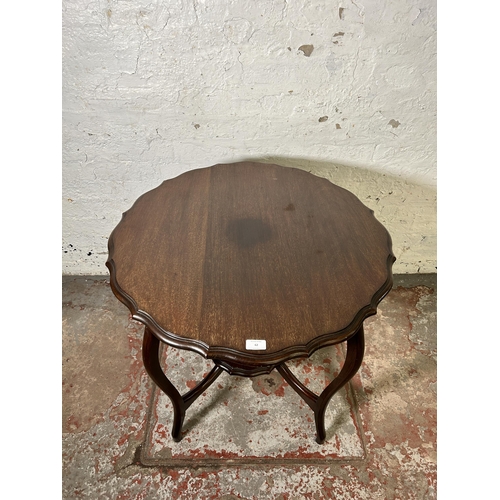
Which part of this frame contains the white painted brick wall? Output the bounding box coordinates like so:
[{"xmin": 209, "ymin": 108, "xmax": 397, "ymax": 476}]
[{"xmin": 62, "ymin": 0, "xmax": 436, "ymax": 274}]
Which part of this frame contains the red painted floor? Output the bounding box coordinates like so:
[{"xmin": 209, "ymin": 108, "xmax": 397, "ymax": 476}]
[{"xmin": 62, "ymin": 274, "xmax": 436, "ymax": 499}]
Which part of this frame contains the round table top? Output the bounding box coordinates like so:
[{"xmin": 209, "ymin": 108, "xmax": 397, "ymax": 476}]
[{"xmin": 107, "ymin": 162, "xmax": 395, "ymax": 367}]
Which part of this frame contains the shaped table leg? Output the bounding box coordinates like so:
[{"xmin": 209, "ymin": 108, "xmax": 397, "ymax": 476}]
[
  {"xmin": 277, "ymin": 325, "xmax": 365, "ymax": 444},
  {"xmin": 142, "ymin": 327, "xmax": 224, "ymax": 441}
]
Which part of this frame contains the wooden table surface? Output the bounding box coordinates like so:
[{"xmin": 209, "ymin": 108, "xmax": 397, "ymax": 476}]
[{"xmin": 107, "ymin": 162, "xmax": 395, "ymax": 366}]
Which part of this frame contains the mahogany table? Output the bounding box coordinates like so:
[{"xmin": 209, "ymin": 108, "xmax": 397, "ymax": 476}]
[{"xmin": 106, "ymin": 162, "xmax": 395, "ymax": 444}]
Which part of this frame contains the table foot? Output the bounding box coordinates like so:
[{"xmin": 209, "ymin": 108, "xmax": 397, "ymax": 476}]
[
  {"xmin": 277, "ymin": 325, "xmax": 365, "ymax": 444},
  {"xmin": 142, "ymin": 327, "xmax": 224, "ymax": 441}
]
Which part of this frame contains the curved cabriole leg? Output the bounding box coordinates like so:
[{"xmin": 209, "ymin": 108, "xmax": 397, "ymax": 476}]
[
  {"xmin": 277, "ymin": 325, "xmax": 365, "ymax": 444},
  {"xmin": 142, "ymin": 328, "xmax": 185, "ymax": 441},
  {"xmin": 142, "ymin": 327, "xmax": 223, "ymax": 442},
  {"xmin": 314, "ymin": 325, "xmax": 365, "ymax": 443}
]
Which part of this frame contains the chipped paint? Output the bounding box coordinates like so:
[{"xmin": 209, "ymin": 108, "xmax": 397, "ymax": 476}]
[
  {"xmin": 298, "ymin": 44, "xmax": 314, "ymax": 57},
  {"xmin": 143, "ymin": 342, "xmax": 363, "ymax": 464},
  {"xmin": 62, "ymin": 0, "xmax": 437, "ymax": 276},
  {"xmin": 63, "ymin": 275, "xmax": 436, "ymax": 498}
]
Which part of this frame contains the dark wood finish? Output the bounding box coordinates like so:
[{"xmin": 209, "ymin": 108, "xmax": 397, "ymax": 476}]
[
  {"xmin": 278, "ymin": 325, "xmax": 365, "ymax": 443},
  {"xmin": 107, "ymin": 161, "xmax": 395, "ymax": 442},
  {"xmin": 142, "ymin": 327, "xmax": 223, "ymax": 441},
  {"xmin": 107, "ymin": 162, "xmax": 394, "ymax": 368}
]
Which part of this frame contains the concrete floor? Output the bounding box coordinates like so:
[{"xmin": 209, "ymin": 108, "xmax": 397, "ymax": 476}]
[{"xmin": 62, "ymin": 274, "xmax": 436, "ymax": 499}]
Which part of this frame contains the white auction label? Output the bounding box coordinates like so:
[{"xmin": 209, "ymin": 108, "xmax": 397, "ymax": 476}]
[{"xmin": 246, "ymin": 339, "xmax": 267, "ymax": 350}]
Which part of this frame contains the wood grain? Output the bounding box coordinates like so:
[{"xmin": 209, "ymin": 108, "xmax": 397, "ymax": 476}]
[{"xmin": 107, "ymin": 162, "xmax": 395, "ymax": 366}]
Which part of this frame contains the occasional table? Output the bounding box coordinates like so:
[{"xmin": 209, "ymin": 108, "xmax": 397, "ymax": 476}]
[{"xmin": 106, "ymin": 162, "xmax": 395, "ymax": 444}]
